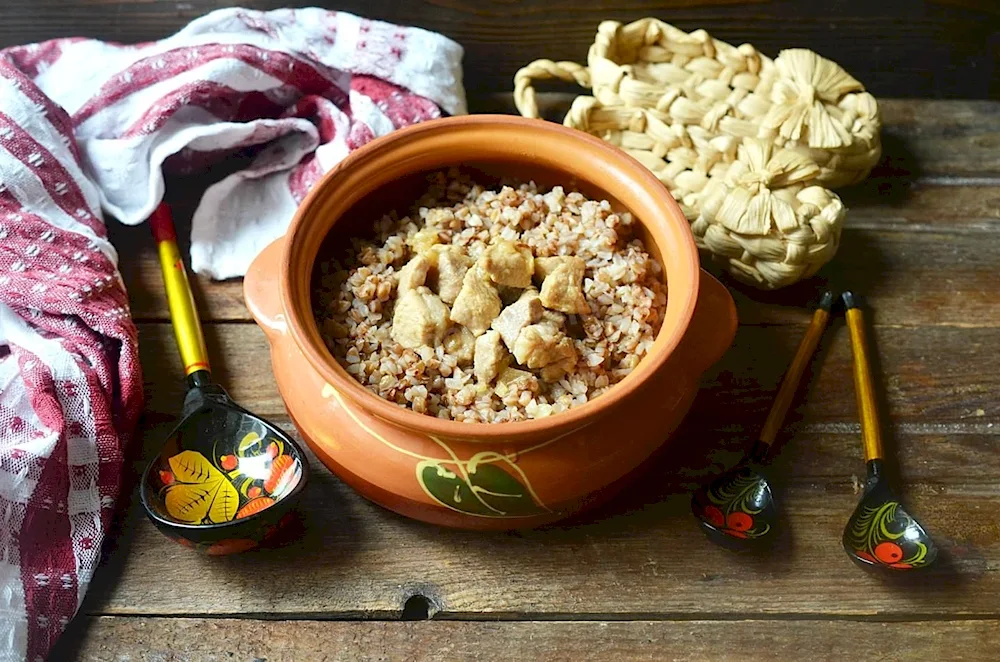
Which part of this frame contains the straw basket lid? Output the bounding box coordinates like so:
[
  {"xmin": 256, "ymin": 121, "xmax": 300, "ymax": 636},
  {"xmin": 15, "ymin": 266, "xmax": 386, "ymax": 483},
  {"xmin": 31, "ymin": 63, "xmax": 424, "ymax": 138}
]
[{"xmin": 514, "ymin": 18, "xmax": 879, "ymax": 289}]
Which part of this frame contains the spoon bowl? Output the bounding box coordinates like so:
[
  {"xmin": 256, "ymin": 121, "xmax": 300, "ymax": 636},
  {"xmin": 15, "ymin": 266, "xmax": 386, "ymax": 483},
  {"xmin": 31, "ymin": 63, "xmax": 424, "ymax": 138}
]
[
  {"xmin": 842, "ymin": 465, "xmax": 937, "ymax": 570},
  {"xmin": 692, "ymin": 461, "xmax": 776, "ymax": 546},
  {"xmin": 140, "ymin": 380, "xmax": 308, "ymax": 554}
]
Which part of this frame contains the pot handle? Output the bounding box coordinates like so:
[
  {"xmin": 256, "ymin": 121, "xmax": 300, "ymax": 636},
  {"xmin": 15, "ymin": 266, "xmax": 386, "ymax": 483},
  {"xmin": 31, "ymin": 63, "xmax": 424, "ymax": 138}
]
[
  {"xmin": 244, "ymin": 237, "xmax": 287, "ymax": 341},
  {"xmin": 672, "ymin": 269, "xmax": 738, "ymax": 377}
]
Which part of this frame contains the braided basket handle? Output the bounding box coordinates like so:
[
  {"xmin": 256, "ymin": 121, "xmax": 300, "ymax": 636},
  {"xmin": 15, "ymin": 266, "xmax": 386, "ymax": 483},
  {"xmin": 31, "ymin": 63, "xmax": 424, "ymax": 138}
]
[{"xmin": 513, "ymin": 59, "xmax": 592, "ymax": 119}]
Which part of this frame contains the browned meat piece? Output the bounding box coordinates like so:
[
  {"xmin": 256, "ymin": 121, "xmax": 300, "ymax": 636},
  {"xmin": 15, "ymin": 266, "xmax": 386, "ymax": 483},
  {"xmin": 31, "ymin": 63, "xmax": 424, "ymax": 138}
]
[
  {"xmin": 511, "ymin": 323, "xmax": 578, "ymax": 370},
  {"xmin": 449, "ymin": 266, "xmax": 502, "ymax": 336},
  {"xmin": 408, "ymin": 227, "xmax": 442, "ymax": 255},
  {"xmin": 540, "ymin": 309, "xmax": 566, "ymax": 328},
  {"xmin": 390, "ymin": 286, "xmax": 451, "ymax": 349},
  {"xmin": 492, "ymin": 289, "xmax": 544, "ymax": 350},
  {"xmin": 443, "ymin": 326, "xmax": 476, "ymax": 365},
  {"xmin": 473, "ymin": 330, "xmax": 508, "ymax": 384},
  {"xmin": 540, "ymin": 355, "xmax": 576, "ymax": 382},
  {"xmin": 481, "ymin": 239, "xmax": 534, "ymax": 288},
  {"xmin": 396, "ymin": 255, "xmax": 430, "ymax": 294},
  {"xmin": 533, "ymin": 255, "xmax": 574, "ymax": 280},
  {"xmin": 535, "ymin": 256, "xmax": 590, "ymax": 314},
  {"xmin": 428, "ymin": 244, "xmax": 472, "ymax": 304}
]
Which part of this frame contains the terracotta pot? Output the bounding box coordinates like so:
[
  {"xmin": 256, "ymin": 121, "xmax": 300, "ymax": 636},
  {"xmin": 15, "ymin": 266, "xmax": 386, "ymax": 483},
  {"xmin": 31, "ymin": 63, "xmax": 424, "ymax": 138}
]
[{"xmin": 244, "ymin": 115, "xmax": 737, "ymax": 530}]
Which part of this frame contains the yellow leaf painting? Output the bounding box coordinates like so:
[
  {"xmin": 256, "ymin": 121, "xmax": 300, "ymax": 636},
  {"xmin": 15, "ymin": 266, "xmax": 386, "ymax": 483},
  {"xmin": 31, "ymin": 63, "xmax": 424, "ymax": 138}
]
[
  {"xmin": 164, "ymin": 482, "xmax": 214, "ymax": 524},
  {"xmin": 164, "ymin": 450, "xmax": 240, "ymax": 524},
  {"xmin": 169, "ymin": 450, "xmax": 216, "ymax": 484},
  {"xmin": 208, "ymin": 480, "xmax": 239, "ymax": 523}
]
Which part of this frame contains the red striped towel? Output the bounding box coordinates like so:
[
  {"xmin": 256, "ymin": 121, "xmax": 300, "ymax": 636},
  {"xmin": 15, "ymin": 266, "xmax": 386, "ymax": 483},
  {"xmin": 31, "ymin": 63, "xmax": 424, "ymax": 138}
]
[{"xmin": 0, "ymin": 8, "xmax": 464, "ymax": 660}]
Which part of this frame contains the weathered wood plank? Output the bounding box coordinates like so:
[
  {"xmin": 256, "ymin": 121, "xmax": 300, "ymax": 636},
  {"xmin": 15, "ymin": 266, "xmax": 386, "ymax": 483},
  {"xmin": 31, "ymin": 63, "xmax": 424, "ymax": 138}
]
[
  {"xmin": 59, "ymin": 617, "xmax": 1000, "ymax": 662},
  {"xmin": 136, "ymin": 322, "xmax": 1000, "ymax": 427},
  {"xmin": 871, "ymin": 100, "xmax": 1000, "ymax": 180},
  {"xmin": 700, "ymin": 323, "xmax": 1000, "ymax": 427},
  {"xmin": 2, "ymin": 1, "xmax": 998, "ymax": 100},
  {"xmin": 840, "ymin": 183, "xmax": 1000, "ymax": 230},
  {"xmin": 83, "ymin": 462, "xmax": 1000, "ymax": 618}
]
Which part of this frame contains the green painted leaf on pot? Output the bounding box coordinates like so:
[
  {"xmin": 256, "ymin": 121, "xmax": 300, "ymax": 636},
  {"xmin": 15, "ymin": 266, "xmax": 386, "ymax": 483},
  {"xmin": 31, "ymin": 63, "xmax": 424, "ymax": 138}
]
[{"xmin": 416, "ymin": 454, "xmax": 546, "ymax": 518}]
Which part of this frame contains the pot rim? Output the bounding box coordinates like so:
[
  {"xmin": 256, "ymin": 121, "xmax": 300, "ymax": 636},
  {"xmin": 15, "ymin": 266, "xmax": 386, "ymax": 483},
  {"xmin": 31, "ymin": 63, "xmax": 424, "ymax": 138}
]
[{"xmin": 279, "ymin": 115, "xmax": 700, "ymax": 440}]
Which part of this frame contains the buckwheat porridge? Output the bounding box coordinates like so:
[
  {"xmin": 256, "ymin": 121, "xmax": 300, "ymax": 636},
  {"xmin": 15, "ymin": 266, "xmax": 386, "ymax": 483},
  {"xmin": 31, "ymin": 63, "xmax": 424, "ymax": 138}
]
[{"xmin": 313, "ymin": 169, "xmax": 667, "ymax": 423}]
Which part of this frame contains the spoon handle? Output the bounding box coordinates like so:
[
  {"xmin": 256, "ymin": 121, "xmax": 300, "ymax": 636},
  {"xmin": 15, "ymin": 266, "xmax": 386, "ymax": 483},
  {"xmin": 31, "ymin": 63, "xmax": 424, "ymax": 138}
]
[
  {"xmin": 843, "ymin": 292, "xmax": 883, "ymax": 462},
  {"xmin": 150, "ymin": 203, "xmax": 211, "ymax": 379},
  {"xmin": 757, "ymin": 291, "xmax": 834, "ymax": 450}
]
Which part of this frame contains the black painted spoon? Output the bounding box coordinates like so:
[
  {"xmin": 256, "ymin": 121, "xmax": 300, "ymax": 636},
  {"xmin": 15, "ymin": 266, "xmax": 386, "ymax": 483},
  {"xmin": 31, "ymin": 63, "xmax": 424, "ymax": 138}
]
[
  {"xmin": 692, "ymin": 291, "xmax": 835, "ymax": 547},
  {"xmin": 841, "ymin": 291, "xmax": 937, "ymax": 570},
  {"xmin": 138, "ymin": 203, "xmax": 309, "ymax": 553}
]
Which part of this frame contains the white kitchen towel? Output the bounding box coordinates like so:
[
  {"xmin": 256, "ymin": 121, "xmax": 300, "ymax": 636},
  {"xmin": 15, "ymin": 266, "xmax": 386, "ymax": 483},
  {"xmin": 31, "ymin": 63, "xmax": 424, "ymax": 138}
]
[{"xmin": 4, "ymin": 6, "xmax": 466, "ymax": 279}]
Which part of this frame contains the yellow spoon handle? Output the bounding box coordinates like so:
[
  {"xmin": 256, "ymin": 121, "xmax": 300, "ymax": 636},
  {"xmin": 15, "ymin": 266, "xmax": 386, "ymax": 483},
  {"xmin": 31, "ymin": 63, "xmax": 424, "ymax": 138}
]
[
  {"xmin": 151, "ymin": 204, "xmax": 211, "ymax": 376},
  {"xmin": 844, "ymin": 301, "xmax": 883, "ymax": 462},
  {"xmin": 758, "ymin": 297, "xmax": 832, "ymax": 446}
]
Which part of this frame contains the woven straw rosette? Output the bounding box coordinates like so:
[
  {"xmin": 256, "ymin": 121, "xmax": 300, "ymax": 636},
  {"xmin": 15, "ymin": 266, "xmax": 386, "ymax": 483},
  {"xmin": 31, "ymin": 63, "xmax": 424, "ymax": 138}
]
[{"xmin": 514, "ymin": 18, "xmax": 881, "ymax": 289}]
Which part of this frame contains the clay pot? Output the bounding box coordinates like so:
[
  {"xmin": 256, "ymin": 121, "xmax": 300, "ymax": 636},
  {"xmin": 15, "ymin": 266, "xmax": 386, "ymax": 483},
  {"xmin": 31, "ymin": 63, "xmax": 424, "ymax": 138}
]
[{"xmin": 244, "ymin": 115, "xmax": 737, "ymax": 530}]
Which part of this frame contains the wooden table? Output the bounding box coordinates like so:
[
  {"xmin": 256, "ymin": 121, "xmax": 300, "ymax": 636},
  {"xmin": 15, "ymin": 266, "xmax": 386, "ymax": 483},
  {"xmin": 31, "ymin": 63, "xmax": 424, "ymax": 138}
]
[{"xmin": 42, "ymin": 93, "xmax": 999, "ymax": 660}]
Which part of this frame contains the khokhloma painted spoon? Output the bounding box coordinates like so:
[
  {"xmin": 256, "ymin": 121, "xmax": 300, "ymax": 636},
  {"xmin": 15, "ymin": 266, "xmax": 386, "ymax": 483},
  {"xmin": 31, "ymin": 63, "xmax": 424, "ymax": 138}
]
[
  {"xmin": 138, "ymin": 203, "xmax": 309, "ymax": 553},
  {"xmin": 692, "ymin": 291, "xmax": 834, "ymax": 547},
  {"xmin": 841, "ymin": 291, "xmax": 937, "ymax": 570}
]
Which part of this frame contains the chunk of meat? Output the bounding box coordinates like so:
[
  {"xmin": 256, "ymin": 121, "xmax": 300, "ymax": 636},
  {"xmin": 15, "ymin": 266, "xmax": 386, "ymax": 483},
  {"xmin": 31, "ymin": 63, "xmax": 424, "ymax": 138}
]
[
  {"xmin": 428, "ymin": 244, "xmax": 472, "ymax": 304},
  {"xmin": 535, "ymin": 256, "xmax": 590, "ymax": 314},
  {"xmin": 443, "ymin": 326, "xmax": 476, "ymax": 365},
  {"xmin": 408, "ymin": 227, "xmax": 442, "ymax": 255},
  {"xmin": 396, "ymin": 255, "xmax": 430, "ymax": 294},
  {"xmin": 495, "ymin": 366, "xmax": 539, "ymax": 396},
  {"xmin": 449, "ymin": 266, "xmax": 502, "ymax": 336},
  {"xmin": 390, "ymin": 287, "xmax": 451, "ymax": 349},
  {"xmin": 474, "ymin": 330, "xmax": 508, "ymax": 384},
  {"xmin": 512, "ymin": 323, "xmax": 578, "ymax": 370},
  {"xmin": 540, "ymin": 309, "xmax": 566, "ymax": 329},
  {"xmin": 492, "ymin": 289, "xmax": 544, "ymax": 350},
  {"xmin": 533, "ymin": 255, "xmax": 572, "ymax": 280},
  {"xmin": 540, "ymin": 356, "xmax": 576, "ymax": 383},
  {"xmin": 480, "ymin": 239, "xmax": 534, "ymax": 288}
]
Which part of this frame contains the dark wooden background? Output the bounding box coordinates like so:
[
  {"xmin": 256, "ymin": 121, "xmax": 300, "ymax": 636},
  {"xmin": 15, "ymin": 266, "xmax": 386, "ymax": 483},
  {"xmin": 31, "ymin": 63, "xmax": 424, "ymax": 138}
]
[{"xmin": 1, "ymin": 0, "xmax": 998, "ymax": 100}]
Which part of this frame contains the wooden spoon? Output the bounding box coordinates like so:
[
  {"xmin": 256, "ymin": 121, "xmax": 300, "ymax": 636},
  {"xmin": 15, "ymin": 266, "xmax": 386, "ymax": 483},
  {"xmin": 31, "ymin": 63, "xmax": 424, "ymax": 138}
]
[
  {"xmin": 841, "ymin": 291, "xmax": 937, "ymax": 570},
  {"xmin": 692, "ymin": 291, "xmax": 834, "ymax": 547}
]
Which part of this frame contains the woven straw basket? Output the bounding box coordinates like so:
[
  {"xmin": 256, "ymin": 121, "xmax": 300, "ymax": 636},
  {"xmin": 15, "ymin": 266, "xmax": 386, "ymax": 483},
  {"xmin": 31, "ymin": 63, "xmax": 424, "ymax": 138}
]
[{"xmin": 514, "ymin": 19, "xmax": 882, "ymax": 289}]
